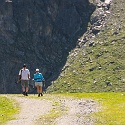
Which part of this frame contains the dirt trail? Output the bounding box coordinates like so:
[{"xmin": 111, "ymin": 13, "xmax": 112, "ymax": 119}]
[
  {"xmin": 53, "ymin": 98, "xmax": 99, "ymax": 125},
  {"xmin": 5, "ymin": 95, "xmax": 52, "ymax": 125},
  {"xmin": 4, "ymin": 94, "xmax": 99, "ymax": 125}
]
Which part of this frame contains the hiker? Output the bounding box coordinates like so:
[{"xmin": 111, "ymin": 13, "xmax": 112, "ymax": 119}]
[
  {"xmin": 33, "ymin": 68, "xmax": 44, "ymax": 97},
  {"xmin": 18, "ymin": 64, "xmax": 30, "ymax": 96}
]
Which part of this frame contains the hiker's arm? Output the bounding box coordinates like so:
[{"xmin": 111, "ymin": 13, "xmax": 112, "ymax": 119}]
[
  {"xmin": 18, "ymin": 75, "xmax": 20, "ymax": 80},
  {"xmin": 18, "ymin": 70, "xmax": 21, "ymax": 75},
  {"xmin": 17, "ymin": 75, "xmax": 20, "ymax": 82},
  {"xmin": 28, "ymin": 74, "xmax": 30, "ymax": 80},
  {"xmin": 17, "ymin": 70, "xmax": 21, "ymax": 83},
  {"xmin": 28, "ymin": 71, "xmax": 30, "ymax": 79}
]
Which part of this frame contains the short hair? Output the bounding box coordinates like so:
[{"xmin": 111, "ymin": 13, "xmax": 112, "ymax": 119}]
[{"xmin": 23, "ymin": 64, "xmax": 26, "ymax": 67}]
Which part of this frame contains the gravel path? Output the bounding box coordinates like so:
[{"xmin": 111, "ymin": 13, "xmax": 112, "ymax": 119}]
[
  {"xmin": 53, "ymin": 98, "xmax": 99, "ymax": 125},
  {"xmin": 5, "ymin": 95, "xmax": 52, "ymax": 125},
  {"xmin": 5, "ymin": 95, "xmax": 100, "ymax": 125}
]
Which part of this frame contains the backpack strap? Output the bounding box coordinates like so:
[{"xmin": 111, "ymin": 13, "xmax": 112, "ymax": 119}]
[{"xmin": 21, "ymin": 69, "xmax": 22, "ymax": 76}]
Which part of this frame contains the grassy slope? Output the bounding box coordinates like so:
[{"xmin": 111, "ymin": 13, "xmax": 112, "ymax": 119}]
[
  {"xmin": 47, "ymin": 0, "xmax": 125, "ymax": 93},
  {"xmin": 0, "ymin": 96, "xmax": 19, "ymax": 124}
]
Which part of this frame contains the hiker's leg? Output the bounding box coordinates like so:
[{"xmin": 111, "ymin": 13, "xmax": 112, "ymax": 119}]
[
  {"xmin": 25, "ymin": 87, "xmax": 28, "ymax": 93},
  {"xmin": 22, "ymin": 85, "xmax": 25, "ymax": 92},
  {"xmin": 36, "ymin": 86, "xmax": 39, "ymax": 94},
  {"xmin": 39, "ymin": 86, "xmax": 43, "ymax": 96},
  {"xmin": 35, "ymin": 82, "xmax": 39, "ymax": 93},
  {"xmin": 21, "ymin": 80, "xmax": 25, "ymax": 95},
  {"xmin": 25, "ymin": 87, "xmax": 28, "ymax": 96},
  {"xmin": 37, "ymin": 86, "xmax": 40, "ymax": 97},
  {"xmin": 35, "ymin": 82, "xmax": 40, "ymax": 96},
  {"xmin": 39, "ymin": 86, "xmax": 42, "ymax": 93},
  {"xmin": 22, "ymin": 86, "xmax": 26, "ymax": 95},
  {"xmin": 39, "ymin": 82, "xmax": 42, "ymax": 93},
  {"xmin": 39, "ymin": 82, "xmax": 43, "ymax": 96},
  {"xmin": 25, "ymin": 81, "xmax": 29, "ymax": 96}
]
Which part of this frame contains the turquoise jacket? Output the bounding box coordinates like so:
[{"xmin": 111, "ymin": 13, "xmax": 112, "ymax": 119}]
[{"xmin": 34, "ymin": 73, "xmax": 44, "ymax": 82}]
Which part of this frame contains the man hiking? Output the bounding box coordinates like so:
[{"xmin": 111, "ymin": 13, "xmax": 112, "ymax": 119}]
[
  {"xmin": 18, "ymin": 64, "xmax": 30, "ymax": 96},
  {"xmin": 34, "ymin": 68, "xmax": 44, "ymax": 97}
]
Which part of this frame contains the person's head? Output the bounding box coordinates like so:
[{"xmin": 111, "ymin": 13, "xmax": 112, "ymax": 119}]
[
  {"xmin": 35, "ymin": 68, "xmax": 39, "ymax": 73},
  {"xmin": 23, "ymin": 64, "xmax": 26, "ymax": 69}
]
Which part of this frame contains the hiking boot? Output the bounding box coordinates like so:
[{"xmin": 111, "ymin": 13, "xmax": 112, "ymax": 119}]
[
  {"xmin": 38, "ymin": 94, "xmax": 40, "ymax": 97},
  {"xmin": 40, "ymin": 93, "xmax": 43, "ymax": 96},
  {"xmin": 22, "ymin": 92, "xmax": 25, "ymax": 96},
  {"xmin": 25, "ymin": 92, "xmax": 28, "ymax": 96}
]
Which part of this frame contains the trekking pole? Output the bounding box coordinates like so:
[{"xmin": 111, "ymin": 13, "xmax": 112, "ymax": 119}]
[{"xmin": 42, "ymin": 79, "xmax": 46, "ymax": 94}]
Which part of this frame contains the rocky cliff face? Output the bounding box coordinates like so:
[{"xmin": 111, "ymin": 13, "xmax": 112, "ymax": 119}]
[{"xmin": 0, "ymin": 0, "xmax": 95, "ymax": 93}]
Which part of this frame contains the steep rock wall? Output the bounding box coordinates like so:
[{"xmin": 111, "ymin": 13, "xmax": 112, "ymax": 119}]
[{"xmin": 0, "ymin": 0, "xmax": 95, "ymax": 93}]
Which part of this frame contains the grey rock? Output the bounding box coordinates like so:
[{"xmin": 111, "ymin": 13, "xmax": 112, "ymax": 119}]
[{"xmin": 0, "ymin": 0, "xmax": 95, "ymax": 93}]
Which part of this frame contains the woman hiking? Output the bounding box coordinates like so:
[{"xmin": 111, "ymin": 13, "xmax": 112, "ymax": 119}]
[{"xmin": 34, "ymin": 68, "xmax": 45, "ymax": 97}]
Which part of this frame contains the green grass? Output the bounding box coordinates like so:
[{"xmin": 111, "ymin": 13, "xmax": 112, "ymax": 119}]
[
  {"xmin": 47, "ymin": 0, "xmax": 125, "ymax": 93},
  {"xmin": 0, "ymin": 95, "xmax": 19, "ymax": 124},
  {"xmin": 60, "ymin": 92, "xmax": 125, "ymax": 125},
  {"xmin": 47, "ymin": 36, "xmax": 125, "ymax": 93}
]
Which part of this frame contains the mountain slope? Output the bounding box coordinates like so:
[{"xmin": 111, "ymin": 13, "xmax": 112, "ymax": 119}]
[{"xmin": 47, "ymin": 0, "xmax": 125, "ymax": 93}]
